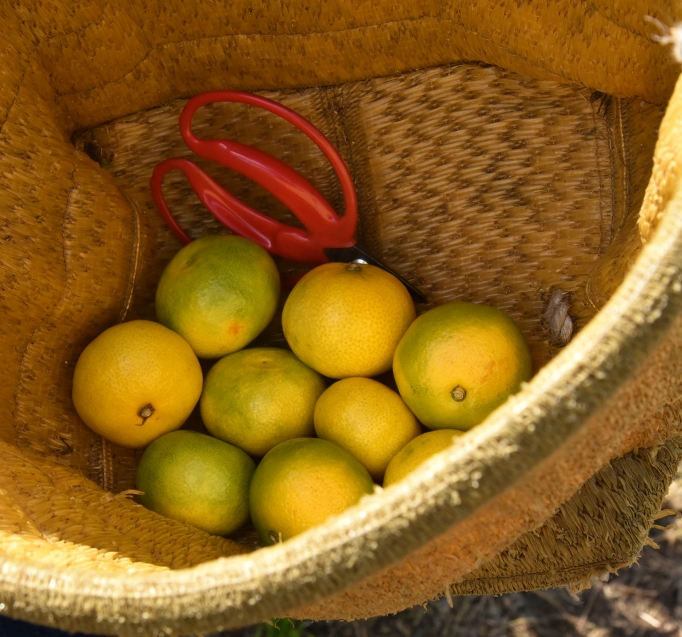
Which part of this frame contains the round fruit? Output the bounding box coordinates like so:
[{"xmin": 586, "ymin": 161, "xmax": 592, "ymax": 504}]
[
  {"xmin": 136, "ymin": 430, "xmax": 255, "ymax": 535},
  {"xmin": 72, "ymin": 320, "xmax": 203, "ymax": 448},
  {"xmin": 383, "ymin": 429, "xmax": 466, "ymax": 487},
  {"xmin": 155, "ymin": 234, "xmax": 280, "ymax": 359},
  {"xmin": 314, "ymin": 377, "xmax": 421, "ymax": 481},
  {"xmin": 393, "ymin": 302, "xmax": 532, "ymax": 430},
  {"xmin": 249, "ymin": 438, "xmax": 374, "ymax": 545},
  {"xmin": 282, "ymin": 262, "xmax": 416, "ymax": 379},
  {"xmin": 200, "ymin": 348, "xmax": 326, "ymax": 457}
]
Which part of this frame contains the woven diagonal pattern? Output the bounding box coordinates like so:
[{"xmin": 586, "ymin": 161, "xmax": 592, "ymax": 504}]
[{"xmin": 452, "ymin": 437, "xmax": 682, "ymax": 595}]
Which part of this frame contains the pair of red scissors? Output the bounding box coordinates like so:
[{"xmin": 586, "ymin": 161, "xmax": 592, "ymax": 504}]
[{"xmin": 150, "ymin": 90, "xmax": 426, "ymax": 303}]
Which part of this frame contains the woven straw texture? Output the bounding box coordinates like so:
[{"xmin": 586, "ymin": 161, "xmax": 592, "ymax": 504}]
[{"xmin": 1, "ymin": 1, "xmax": 682, "ymax": 635}]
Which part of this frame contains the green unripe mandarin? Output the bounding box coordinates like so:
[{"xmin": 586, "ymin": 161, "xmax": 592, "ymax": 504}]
[
  {"xmin": 155, "ymin": 234, "xmax": 280, "ymax": 359},
  {"xmin": 200, "ymin": 348, "xmax": 326, "ymax": 457},
  {"xmin": 136, "ymin": 430, "xmax": 256, "ymax": 536}
]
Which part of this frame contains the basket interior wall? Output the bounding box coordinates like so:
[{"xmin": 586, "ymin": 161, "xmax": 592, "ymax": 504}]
[{"xmin": 7, "ymin": 62, "xmax": 662, "ymax": 494}]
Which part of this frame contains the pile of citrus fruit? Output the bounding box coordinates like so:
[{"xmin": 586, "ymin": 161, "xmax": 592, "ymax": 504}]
[{"xmin": 72, "ymin": 234, "xmax": 532, "ymax": 544}]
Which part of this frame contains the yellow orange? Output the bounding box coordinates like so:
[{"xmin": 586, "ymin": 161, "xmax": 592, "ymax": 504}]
[
  {"xmin": 249, "ymin": 438, "xmax": 374, "ymax": 545},
  {"xmin": 282, "ymin": 262, "xmax": 416, "ymax": 379},
  {"xmin": 393, "ymin": 302, "xmax": 532, "ymax": 430},
  {"xmin": 383, "ymin": 429, "xmax": 466, "ymax": 487},
  {"xmin": 314, "ymin": 377, "xmax": 421, "ymax": 481},
  {"xmin": 155, "ymin": 234, "xmax": 280, "ymax": 359},
  {"xmin": 72, "ymin": 320, "xmax": 203, "ymax": 448}
]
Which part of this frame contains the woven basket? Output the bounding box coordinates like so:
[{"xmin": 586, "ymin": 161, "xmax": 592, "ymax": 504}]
[{"xmin": 2, "ymin": 1, "xmax": 682, "ymax": 635}]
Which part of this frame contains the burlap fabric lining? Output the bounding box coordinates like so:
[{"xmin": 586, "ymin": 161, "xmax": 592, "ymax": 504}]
[{"xmin": 1, "ymin": 1, "xmax": 682, "ymax": 635}]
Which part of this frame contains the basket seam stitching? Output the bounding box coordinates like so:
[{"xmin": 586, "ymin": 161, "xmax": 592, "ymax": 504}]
[
  {"xmin": 13, "ymin": 170, "xmax": 77, "ymax": 456},
  {"xmin": 50, "ymin": 18, "xmax": 582, "ymax": 102},
  {"xmin": 1, "ymin": 2, "xmax": 112, "ymax": 133},
  {"xmin": 450, "ymin": 554, "xmax": 639, "ymax": 586},
  {"xmin": 585, "ymin": 2, "xmax": 657, "ymax": 41}
]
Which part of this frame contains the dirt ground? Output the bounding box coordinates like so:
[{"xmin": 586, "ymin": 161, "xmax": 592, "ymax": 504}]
[{"xmin": 222, "ymin": 465, "xmax": 682, "ymax": 637}]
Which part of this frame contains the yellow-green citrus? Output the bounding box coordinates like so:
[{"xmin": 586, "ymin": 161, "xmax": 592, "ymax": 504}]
[
  {"xmin": 155, "ymin": 234, "xmax": 280, "ymax": 359},
  {"xmin": 72, "ymin": 320, "xmax": 203, "ymax": 448},
  {"xmin": 200, "ymin": 347, "xmax": 326, "ymax": 457},
  {"xmin": 282, "ymin": 262, "xmax": 416, "ymax": 378},
  {"xmin": 249, "ymin": 438, "xmax": 374, "ymax": 545},
  {"xmin": 383, "ymin": 429, "xmax": 466, "ymax": 487},
  {"xmin": 314, "ymin": 377, "xmax": 421, "ymax": 481},
  {"xmin": 393, "ymin": 302, "xmax": 532, "ymax": 430},
  {"xmin": 136, "ymin": 430, "xmax": 256, "ymax": 536}
]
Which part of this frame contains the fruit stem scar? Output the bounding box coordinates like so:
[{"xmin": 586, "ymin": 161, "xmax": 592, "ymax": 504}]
[
  {"xmin": 451, "ymin": 386, "xmax": 467, "ymax": 402},
  {"xmin": 137, "ymin": 403, "xmax": 155, "ymax": 426},
  {"xmin": 269, "ymin": 530, "xmax": 283, "ymax": 544},
  {"xmin": 345, "ymin": 263, "xmax": 363, "ymax": 272}
]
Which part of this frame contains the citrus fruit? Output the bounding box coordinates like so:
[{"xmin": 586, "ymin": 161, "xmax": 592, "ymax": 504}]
[
  {"xmin": 383, "ymin": 429, "xmax": 466, "ymax": 487},
  {"xmin": 200, "ymin": 347, "xmax": 326, "ymax": 457},
  {"xmin": 72, "ymin": 320, "xmax": 203, "ymax": 448},
  {"xmin": 249, "ymin": 438, "xmax": 374, "ymax": 545},
  {"xmin": 136, "ymin": 430, "xmax": 256, "ymax": 535},
  {"xmin": 314, "ymin": 377, "xmax": 421, "ymax": 481},
  {"xmin": 282, "ymin": 262, "xmax": 416, "ymax": 378},
  {"xmin": 155, "ymin": 234, "xmax": 280, "ymax": 359},
  {"xmin": 393, "ymin": 302, "xmax": 532, "ymax": 430}
]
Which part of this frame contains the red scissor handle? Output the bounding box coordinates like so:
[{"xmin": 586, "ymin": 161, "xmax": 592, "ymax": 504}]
[{"xmin": 150, "ymin": 91, "xmax": 358, "ymax": 263}]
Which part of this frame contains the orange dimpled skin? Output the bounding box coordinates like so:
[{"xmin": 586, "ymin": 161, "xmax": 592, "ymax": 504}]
[
  {"xmin": 282, "ymin": 263, "xmax": 416, "ymax": 379},
  {"xmin": 314, "ymin": 377, "xmax": 421, "ymax": 481},
  {"xmin": 383, "ymin": 429, "xmax": 466, "ymax": 487},
  {"xmin": 393, "ymin": 302, "xmax": 532, "ymax": 431},
  {"xmin": 71, "ymin": 320, "xmax": 203, "ymax": 448},
  {"xmin": 249, "ymin": 438, "xmax": 375, "ymax": 545}
]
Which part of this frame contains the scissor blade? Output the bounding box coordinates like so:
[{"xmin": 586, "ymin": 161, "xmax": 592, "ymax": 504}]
[{"xmin": 324, "ymin": 245, "xmax": 428, "ymax": 304}]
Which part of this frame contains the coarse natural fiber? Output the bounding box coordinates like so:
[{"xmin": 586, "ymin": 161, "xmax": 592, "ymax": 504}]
[{"xmin": 1, "ymin": 1, "xmax": 682, "ymax": 635}]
